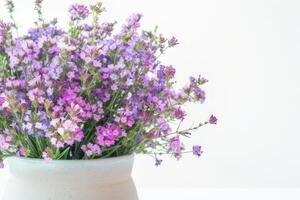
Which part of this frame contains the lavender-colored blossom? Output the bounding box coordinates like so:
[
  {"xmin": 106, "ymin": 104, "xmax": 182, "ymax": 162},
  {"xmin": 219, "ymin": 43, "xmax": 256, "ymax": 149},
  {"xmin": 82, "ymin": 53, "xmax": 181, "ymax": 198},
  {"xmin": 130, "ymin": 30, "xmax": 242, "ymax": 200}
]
[
  {"xmin": 96, "ymin": 123, "xmax": 126, "ymax": 147},
  {"xmin": 135, "ymin": 134, "xmax": 144, "ymax": 144},
  {"xmin": 0, "ymin": 97, "xmax": 5, "ymax": 106},
  {"xmin": 209, "ymin": 115, "xmax": 218, "ymax": 124},
  {"xmin": 192, "ymin": 145, "xmax": 203, "ymax": 157},
  {"xmin": 16, "ymin": 147, "xmax": 27, "ymax": 157},
  {"xmin": 123, "ymin": 13, "xmax": 142, "ymax": 31},
  {"xmin": 81, "ymin": 143, "xmax": 101, "ymax": 157},
  {"xmin": 0, "ymin": 134, "xmax": 11, "ymax": 150},
  {"xmin": 155, "ymin": 159, "xmax": 162, "ymax": 166},
  {"xmin": 69, "ymin": 4, "xmax": 89, "ymax": 20},
  {"xmin": 170, "ymin": 136, "xmax": 183, "ymax": 159},
  {"xmin": 168, "ymin": 36, "xmax": 179, "ymax": 47},
  {"xmin": 42, "ymin": 150, "xmax": 52, "ymax": 163}
]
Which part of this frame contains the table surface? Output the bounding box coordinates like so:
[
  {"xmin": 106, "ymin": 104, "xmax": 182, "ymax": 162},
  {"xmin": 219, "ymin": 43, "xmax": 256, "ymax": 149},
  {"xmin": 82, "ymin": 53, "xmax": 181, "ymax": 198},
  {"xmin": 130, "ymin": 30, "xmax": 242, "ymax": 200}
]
[
  {"xmin": 1, "ymin": 170, "xmax": 299, "ymax": 200},
  {"xmin": 137, "ymin": 188, "xmax": 300, "ymax": 200}
]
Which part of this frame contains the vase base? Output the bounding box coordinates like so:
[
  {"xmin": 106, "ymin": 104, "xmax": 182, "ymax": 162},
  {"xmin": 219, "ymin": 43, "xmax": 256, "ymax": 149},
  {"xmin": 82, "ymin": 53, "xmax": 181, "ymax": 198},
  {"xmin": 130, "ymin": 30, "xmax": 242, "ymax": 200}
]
[{"xmin": 1, "ymin": 178, "xmax": 138, "ymax": 200}]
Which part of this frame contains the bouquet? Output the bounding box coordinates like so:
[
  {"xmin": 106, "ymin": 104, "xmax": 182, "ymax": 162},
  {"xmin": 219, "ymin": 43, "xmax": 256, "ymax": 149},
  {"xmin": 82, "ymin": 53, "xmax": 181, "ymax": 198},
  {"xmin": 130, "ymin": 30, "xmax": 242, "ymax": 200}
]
[{"xmin": 0, "ymin": 0, "xmax": 217, "ymax": 168}]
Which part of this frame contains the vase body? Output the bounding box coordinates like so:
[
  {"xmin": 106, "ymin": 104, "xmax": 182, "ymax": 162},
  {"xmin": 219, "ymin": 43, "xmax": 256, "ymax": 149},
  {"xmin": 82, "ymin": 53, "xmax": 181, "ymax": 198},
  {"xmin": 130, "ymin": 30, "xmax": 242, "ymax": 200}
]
[{"xmin": 0, "ymin": 155, "xmax": 138, "ymax": 200}]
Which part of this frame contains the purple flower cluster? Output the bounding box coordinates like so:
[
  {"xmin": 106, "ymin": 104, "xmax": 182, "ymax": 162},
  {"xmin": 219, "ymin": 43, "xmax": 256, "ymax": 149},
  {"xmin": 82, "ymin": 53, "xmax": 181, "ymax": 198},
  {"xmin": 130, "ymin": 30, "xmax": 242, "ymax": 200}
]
[
  {"xmin": 69, "ymin": 4, "xmax": 89, "ymax": 21},
  {"xmin": 0, "ymin": 1, "xmax": 217, "ymax": 167},
  {"xmin": 96, "ymin": 123, "xmax": 126, "ymax": 148}
]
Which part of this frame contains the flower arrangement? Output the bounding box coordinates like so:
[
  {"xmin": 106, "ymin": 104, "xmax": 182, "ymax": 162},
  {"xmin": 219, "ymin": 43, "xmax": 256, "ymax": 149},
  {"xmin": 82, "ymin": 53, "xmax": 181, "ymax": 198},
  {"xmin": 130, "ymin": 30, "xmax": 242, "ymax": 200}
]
[{"xmin": 0, "ymin": 0, "xmax": 217, "ymax": 168}]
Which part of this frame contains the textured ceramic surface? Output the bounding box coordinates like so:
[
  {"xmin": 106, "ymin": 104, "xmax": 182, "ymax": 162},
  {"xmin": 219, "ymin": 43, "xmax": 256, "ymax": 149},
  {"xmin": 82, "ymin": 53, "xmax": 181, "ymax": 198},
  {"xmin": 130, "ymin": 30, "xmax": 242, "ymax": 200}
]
[{"xmin": 0, "ymin": 155, "xmax": 138, "ymax": 200}]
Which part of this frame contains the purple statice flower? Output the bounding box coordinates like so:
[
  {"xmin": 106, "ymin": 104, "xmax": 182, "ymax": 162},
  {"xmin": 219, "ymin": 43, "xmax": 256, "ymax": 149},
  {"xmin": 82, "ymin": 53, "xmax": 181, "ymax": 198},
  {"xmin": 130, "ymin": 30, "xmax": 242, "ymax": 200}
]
[
  {"xmin": 159, "ymin": 122, "xmax": 171, "ymax": 133},
  {"xmin": 123, "ymin": 13, "xmax": 142, "ymax": 31},
  {"xmin": 96, "ymin": 123, "xmax": 126, "ymax": 147},
  {"xmin": 0, "ymin": 161, "xmax": 4, "ymax": 168},
  {"xmin": 172, "ymin": 107, "xmax": 186, "ymax": 120},
  {"xmin": 148, "ymin": 130, "xmax": 160, "ymax": 138},
  {"xmin": 16, "ymin": 147, "xmax": 27, "ymax": 157},
  {"xmin": 155, "ymin": 159, "xmax": 162, "ymax": 166},
  {"xmin": 0, "ymin": 134, "xmax": 12, "ymax": 150},
  {"xmin": 170, "ymin": 136, "xmax": 184, "ymax": 159},
  {"xmin": 28, "ymin": 29, "xmax": 41, "ymax": 40},
  {"xmin": 192, "ymin": 145, "xmax": 203, "ymax": 157},
  {"xmin": 115, "ymin": 108, "xmax": 135, "ymax": 127},
  {"xmin": 81, "ymin": 143, "xmax": 101, "ymax": 157},
  {"xmin": 69, "ymin": 4, "xmax": 89, "ymax": 21},
  {"xmin": 168, "ymin": 36, "xmax": 179, "ymax": 47},
  {"xmin": 42, "ymin": 149, "xmax": 52, "ymax": 163},
  {"xmin": 0, "ymin": 97, "xmax": 5, "ymax": 106},
  {"xmin": 185, "ymin": 76, "xmax": 208, "ymax": 103},
  {"xmin": 146, "ymin": 140, "xmax": 155, "ymax": 148},
  {"xmin": 45, "ymin": 27, "xmax": 64, "ymax": 36},
  {"xmin": 135, "ymin": 134, "xmax": 144, "ymax": 144},
  {"xmin": 164, "ymin": 65, "xmax": 176, "ymax": 79},
  {"xmin": 209, "ymin": 115, "xmax": 218, "ymax": 124},
  {"xmin": 0, "ymin": 21, "xmax": 11, "ymax": 45},
  {"xmin": 195, "ymin": 88, "xmax": 206, "ymax": 103},
  {"xmin": 28, "ymin": 26, "xmax": 64, "ymax": 40},
  {"xmin": 74, "ymin": 129, "xmax": 84, "ymax": 142}
]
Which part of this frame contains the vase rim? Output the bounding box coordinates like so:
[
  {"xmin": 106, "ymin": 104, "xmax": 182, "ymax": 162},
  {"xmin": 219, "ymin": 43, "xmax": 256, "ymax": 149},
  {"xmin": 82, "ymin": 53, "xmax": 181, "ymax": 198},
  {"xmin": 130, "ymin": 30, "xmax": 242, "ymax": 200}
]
[
  {"xmin": 4, "ymin": 153, "xmax": 135, "ymax": 181},
  {"xmin": 4, "ymin": 153, "xmax": 134, "ymax": 164}
]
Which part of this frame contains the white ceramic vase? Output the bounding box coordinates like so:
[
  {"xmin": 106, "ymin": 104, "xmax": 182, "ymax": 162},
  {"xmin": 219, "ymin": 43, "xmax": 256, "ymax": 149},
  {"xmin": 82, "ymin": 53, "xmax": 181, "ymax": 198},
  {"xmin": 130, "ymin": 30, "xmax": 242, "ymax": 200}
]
[{"xmin": 0, "ymin": 155, "xmax": 138, "ymax": 200}]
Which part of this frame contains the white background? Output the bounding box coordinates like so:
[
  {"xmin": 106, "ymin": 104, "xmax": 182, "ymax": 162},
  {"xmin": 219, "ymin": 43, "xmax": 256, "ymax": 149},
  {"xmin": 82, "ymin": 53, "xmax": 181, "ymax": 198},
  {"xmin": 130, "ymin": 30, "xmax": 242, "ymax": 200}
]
[{"xmin": 0, "ymin": 0, "xmax": 299, "ymax": 193}]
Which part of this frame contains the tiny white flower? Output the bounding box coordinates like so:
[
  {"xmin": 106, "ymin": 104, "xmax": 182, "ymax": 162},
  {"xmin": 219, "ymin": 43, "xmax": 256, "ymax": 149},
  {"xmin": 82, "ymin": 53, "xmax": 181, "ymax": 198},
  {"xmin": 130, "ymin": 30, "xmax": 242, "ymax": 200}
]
[{"xmin": 57, "ymin": 127, "xmax": 65, "ymax": 135}]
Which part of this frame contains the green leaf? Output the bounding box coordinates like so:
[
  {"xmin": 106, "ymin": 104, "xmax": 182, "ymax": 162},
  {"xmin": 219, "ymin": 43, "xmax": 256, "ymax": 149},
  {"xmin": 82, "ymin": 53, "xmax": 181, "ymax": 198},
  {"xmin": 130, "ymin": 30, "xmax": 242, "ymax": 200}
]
[{"xmin": 56, "ymin": 147, "xmax": 70, "ymax": 160}]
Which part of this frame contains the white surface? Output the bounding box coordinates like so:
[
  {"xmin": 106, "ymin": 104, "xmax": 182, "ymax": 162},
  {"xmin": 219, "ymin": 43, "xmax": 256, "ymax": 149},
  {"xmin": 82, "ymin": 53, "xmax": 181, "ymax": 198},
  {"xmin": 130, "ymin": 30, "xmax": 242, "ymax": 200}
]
[
  {"xmin": 0, "ymin": 0, "xmax": 299, "ymax": 189},
  {"xmin": 138, "ymin": 189, "xmax": 300, "ymax": 200}
]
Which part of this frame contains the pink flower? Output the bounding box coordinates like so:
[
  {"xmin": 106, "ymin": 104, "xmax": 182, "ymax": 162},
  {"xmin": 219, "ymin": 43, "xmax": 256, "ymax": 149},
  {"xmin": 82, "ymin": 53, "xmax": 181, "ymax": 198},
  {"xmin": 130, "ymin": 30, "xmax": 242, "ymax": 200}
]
[
  {"xmin": 126, "ymin": 118, "xmax": 134, "ymax": 127},
  {"xmin": 75, "ymin": 129, "xmax": 84, "ymax": 142},
  {"xmin": 0, "ymin": 135, "xmax": 11, "ymax": 150},
  {"xmin": 42, "ymin": 149, "xmax": 52, "ymax": 163},
  {"xmin": 111, "ymin": 84, "xmax": 118, "ymax": 91},
  {"xmin": 0, "ymin": 97, "xmax": 5, "ymax": 106},
  {"xmin": 209, "ymin": 115, "xmax": 218, "ymax": 124},
  {"xmin": 16, "ymin": 147, "xmax": 27, "ymax": 157},
  {"xmin": 96, "ymin": 123, "xmax": 126, "ymax": 147},
  {"xmin": 81, "ymin": 143, "xmax": 101, "ymax": 157},
  {"xmin": 97, "ymin": 134, "xmax": 115, "ymax": 147}
]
